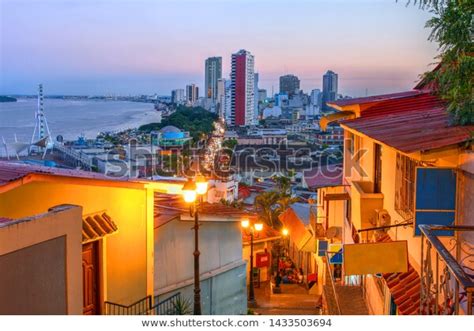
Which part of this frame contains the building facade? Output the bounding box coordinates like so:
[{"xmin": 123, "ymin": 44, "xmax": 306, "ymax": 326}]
[
  {"xmin": 230, "ymin": 49, "xmax": 255, "ymax": 126},
  {"xmin": 322, "ymin": 70, "xmax": 338, "ymax": 111},
  {"xmin": 186, "ymin": 84, "xmax": 199, "ymax": 105},
  {"xmin": 205, "ymin": 57, "xmax": 222, "ymax": 101},
  {"xmin": 279, "ymin": 74, "xmax": 300, "ymax": 96},
  {"xmin": 171, "ymin": 89, "xmax": 185, "ymax": 105}
]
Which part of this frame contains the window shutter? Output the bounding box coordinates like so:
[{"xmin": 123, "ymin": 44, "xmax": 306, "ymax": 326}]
[{"xmin": 414, "ymin": 167, "xmax": 457, "ymax": 236}]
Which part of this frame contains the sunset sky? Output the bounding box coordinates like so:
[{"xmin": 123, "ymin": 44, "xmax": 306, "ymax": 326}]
[{"xmin": 1, "ymin": 0, "xmax": 439, "ymax": 97}]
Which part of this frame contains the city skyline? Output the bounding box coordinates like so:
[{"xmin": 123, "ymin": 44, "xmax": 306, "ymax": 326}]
[{"xmin": 1, "ymin": 0, "xmax": 438, "ymax": 96}]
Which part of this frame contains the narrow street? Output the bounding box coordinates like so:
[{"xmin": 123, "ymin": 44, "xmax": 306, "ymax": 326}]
[{"xmin": 252, "ymin": 282, "xmax": 321, "ymax": 315}]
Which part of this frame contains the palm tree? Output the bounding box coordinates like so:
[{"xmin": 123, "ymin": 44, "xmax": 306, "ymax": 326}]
[
  {"xmin": 275, "ymin": 196, "xmax": 299, "ymax": 215},
  {"xmin": 273, "ymin": 175, "xmax": 292, "ymax": 196},
  {"xmin": 254, "ymin": 191, "xmax": 280, "ymax": 228}
]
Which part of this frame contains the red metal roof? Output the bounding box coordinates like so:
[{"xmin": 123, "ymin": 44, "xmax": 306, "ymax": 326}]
[
  {"xmin": 303, "ymin": 164, "xmax": 343, "ymax": 189},
  {"xmin": 341, "ymin": 93, "xmax": 474, "ymax": 153},
  {"xmin": 328, "ymin": 90, "xmax": 422, "ymax": 108},
  {"xmin": 377, "ymin": 234, "xmax": 420, "ymax": 315},
  {"xmin": 242, "ymin": 223, "xmax": 280, "ymax": 243},
  {"xmin": 0, "ymin": 161, "xmax": 121, "ymax": 187},
  {"xmin": 154, "ymin": 193, "xmax": 255, "ymax": 228},
  {"xmin": 0, "ymin": 217, "xmax": 14, "ymax": 226}
]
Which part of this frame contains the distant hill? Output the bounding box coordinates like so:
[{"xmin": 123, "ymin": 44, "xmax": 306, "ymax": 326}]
[{"xmin": 0, "ymin": 96, "xmax": 17, "ymax": 102}]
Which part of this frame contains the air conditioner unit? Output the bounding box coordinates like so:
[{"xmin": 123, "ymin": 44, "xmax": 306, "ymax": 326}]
[{"xmin": 374, "ymin": 209, "xmax": 391, "ymax": 228}]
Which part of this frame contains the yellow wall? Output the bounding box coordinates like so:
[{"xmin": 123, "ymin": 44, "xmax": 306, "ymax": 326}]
[
  {"xmin": 0, "ymin": 180, "xmax": 152, "ymax": 306},
  {"xmin": 0, "ymin": 205, "xmax": 82, "ymax": 314}
]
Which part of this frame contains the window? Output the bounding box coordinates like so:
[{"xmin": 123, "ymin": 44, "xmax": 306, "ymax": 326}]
[
  {"xmin": 347, "ymin": 132, "xmax": 354, "ymax": 154},
  {"xmin": 395, "ymin": 153, "xmax": 417, "ymax": 220},
  {"xmin": 374, "ymin": 144, "xmax": 383, "ymax": 193}
]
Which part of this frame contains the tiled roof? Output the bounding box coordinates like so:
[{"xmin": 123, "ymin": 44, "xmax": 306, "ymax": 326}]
[
  {"xmin": 327, "ymin": 90, "xmax": 422, "ymax": 108},
  {"xmin": 154, "ymin": 193, "xmax": 255, "ymax": 228},
  {"xmin": 0, "ymin": 161, "xmax": 121, "ymax": 187},
  {"xmin": 82, "ymin": 212, "xmax": 118, "ymax": 244},
  {"xmin": 341, "ymin": 93, "xmax": 474, "ymax": 153},
  {"xmin": 303, "ymin": 164, "xmax": 343, "ymax": 189},
  {"xmin": 378, "ymin": 234, "xmax": 420, "ymax": 315}
]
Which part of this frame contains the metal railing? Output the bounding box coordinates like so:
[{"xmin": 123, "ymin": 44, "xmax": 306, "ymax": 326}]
[
  {"xmin": 104, "ymin": 293, "xmax": 182, "ymax": 315},
  {"xmin": 149, "ymin": 293, "xmax": 181, "ymax": 315},
  {"xmin": 324, "ymin": 252, "xmax": 342, "ymax": 315},
  {"xmin": 419, "ymin": 224, "xmax": 474, "ymax": 315},
  {"xmin": 104, "ymin": 295, "xmax": 152, "ymax": 315}
]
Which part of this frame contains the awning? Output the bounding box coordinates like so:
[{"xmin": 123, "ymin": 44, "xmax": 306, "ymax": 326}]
[
  {"xmin": 319, "ymin": 111, "xmax": 355, "ymax": 131},
  {"xmin": 82, "ymin": 212, "xmax": 118, "ymax": 244}
]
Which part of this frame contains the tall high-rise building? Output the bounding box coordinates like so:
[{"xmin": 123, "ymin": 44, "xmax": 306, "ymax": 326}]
[
  {"xmin": 322, "ymin": 70, "xmax": 338, "ymax": 111},
  {"xmin": 310, "ymin": 89, "xmax": 322, "ymax": 108},
  {"xmin": 279, "ymin": 74, "xmax": 300, "ymax": 96},
  {"xmin": 224, "ymin": 80, "xmax": 232, "ymax": 125},
  {"xmin": 186, "ymin": 84, "xmax": 199, "ymax": 104},
  {"xmin": 171, "ymin": 89, "xmax": 185, "ymax": 104},
  {"xmin": 205, "ymin": 57, "xmax": 222, "ymax": 101},
  {"xmin": 254, "ymin": 73, "xmax": 259, "ymax": 122},
  {"xmin": 217, "ymin": 78, "xmax": 226, "ymax": 119},
  {"xmin": 230, "ymin": 49, "xmax": 255, "ymax": 126}
]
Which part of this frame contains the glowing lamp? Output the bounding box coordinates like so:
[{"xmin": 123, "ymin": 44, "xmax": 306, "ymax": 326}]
[
  {"xmin": 182, "ymin": 179, "xmax": 197, "ymax": 203},
  {"xmin": 254, "ymin": 223, "xmax": 263, "ymax": 232},
  {"xmin": 282, "ymin": 228, "xmax": 289, "ymax": 236},
  {"xmin": 241, "ymin": 219, "xmax": 250, "ymax": 228},
  {"xmin": 195, "ymin": 175, "xmax": 208, "ymax": 195}
]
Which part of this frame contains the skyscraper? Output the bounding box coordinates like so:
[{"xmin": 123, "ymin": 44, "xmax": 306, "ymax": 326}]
[
  {"xmin": 322, "ymin": 70, "xmax": 338, "ymax": 111},
  {"xmin": 205, "ymin": 57, "xmax": 222, "ymax": 101},
  {"xmin": 254, "ymin": 73, "xmax": 259, "ymax": 123},
  {"xmin": 171, "ymin": 89, "xmax": 185, "ymax": 104},
  {"xmin": 186, "ymin": 84, "xmax": 199, "ymax": 104},
  {"xmin": 279, "ymin": 74, "xmax": 300, "ymax": 96},
  {"xmin": 230, "ymin": 49, "xmax": 255, "ymax": 126},
  {"xmin": 217, "ymin": 78, "xmax": 226, "ymax": 119}
]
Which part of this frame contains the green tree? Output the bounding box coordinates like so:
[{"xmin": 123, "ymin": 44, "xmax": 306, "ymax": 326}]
[
  {"xmin": 410, "ymin": 0, "xmax": 473, "ymax": 125},
  {"xmin": 275, "ymin": 196, "xmax": 299, "ymax": 215},
  {"xmin": 254, "ymin": 191, "xmax": 280, "ymax": 228},
  {"xmin": 222, "ymin": 138, "xmax": 238, "ymax": 150},
  {"xmin": 273, "ymin": 175, "xmax": 292, "ymax": 196}
]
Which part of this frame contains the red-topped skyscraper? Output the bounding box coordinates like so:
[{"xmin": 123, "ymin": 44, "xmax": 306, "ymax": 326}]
[{"xmin": 230, "ymin": 49, "xmax": 255, "ymax": 126}]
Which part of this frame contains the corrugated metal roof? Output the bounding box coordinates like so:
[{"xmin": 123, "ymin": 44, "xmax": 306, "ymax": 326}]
[
  {"xmin": 82, "ymin": 212, "xmax": 118, "ymax": 244},
  {"xmin": 378, "ymin": 234, "xmax": 420, "ymax": 315},
  {"xmin": 0, "ymin": 161, "xmax": 121, "ymax": 187},
  {"xmin": 341, "ymin": 93, "xmax": 474, "ymax": 153},
  {"xmin": 242, "ymin": 223, "xmax": 280, "ymax": 243},
  {"xmin": 303, "ymin": 164, "xmax": 343, "ymax": 189},
  {"xmin": 328, "ymin": 90, "xmax": 422, "ymax": 107},
  {"xmin": 154, "ymin": 193, "xmax": 254, "ymax": 228}
]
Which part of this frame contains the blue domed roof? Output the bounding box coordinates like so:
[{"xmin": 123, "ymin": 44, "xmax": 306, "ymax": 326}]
[{"xmin": 160, "ymin": 125, "xmax": 182, "ymax": 134}]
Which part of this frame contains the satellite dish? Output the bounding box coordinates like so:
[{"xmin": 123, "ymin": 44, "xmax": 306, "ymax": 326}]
[
  {"xmin": 56, "ymin": 135, "xmax": 64, "ymax": 143},
  {"xmin": 327, "ymin": 226, "xmax": 342, "ymax": 240}
]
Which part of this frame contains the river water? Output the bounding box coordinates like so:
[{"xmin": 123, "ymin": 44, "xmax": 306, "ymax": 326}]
[{"xmin": 0, "ymin": 98, "xmax": 159, "ymax": 144}]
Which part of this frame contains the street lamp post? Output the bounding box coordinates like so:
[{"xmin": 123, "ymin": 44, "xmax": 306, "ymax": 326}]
[
  {"xmin": 182, "ymin": 175, "xmax": 208, "ymax": 315},
  {"xmin": 241, "ymin": 219, "xmax": 263, "ymax": 306}
]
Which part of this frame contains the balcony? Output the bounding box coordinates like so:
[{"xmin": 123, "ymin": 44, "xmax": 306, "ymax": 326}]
[
  {"xmin": 350, "ymin": 181, "xmax": 383, "ymax": 231},
  {"xmin": 419, "ymin": 224, "xmax": 474, "ymax": 315}
]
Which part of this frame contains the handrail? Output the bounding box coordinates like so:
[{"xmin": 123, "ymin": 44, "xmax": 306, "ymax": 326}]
[
  {"xmin": 149, "ymin": 293, "xmax": 181, "ymax": 315},
  {"xmin": 419, "ymin": 224, "xmax": 474, "ymax": 290},
  {"xmin": 104, "ymin": 295, "xmax": 152, "ymax": 315},
  {"xmin": 358, "ymin": 222, "xmax": 413, "ymax": 233},
  {"xmin": 324, "ymin": 252, "xmax": 342, "ymax": 315}
]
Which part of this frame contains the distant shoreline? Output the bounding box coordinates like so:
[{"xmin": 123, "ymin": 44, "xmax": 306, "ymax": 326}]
[{"xmin": 0, "ymin": 96, "xmax": 17, "ymax": 103}]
